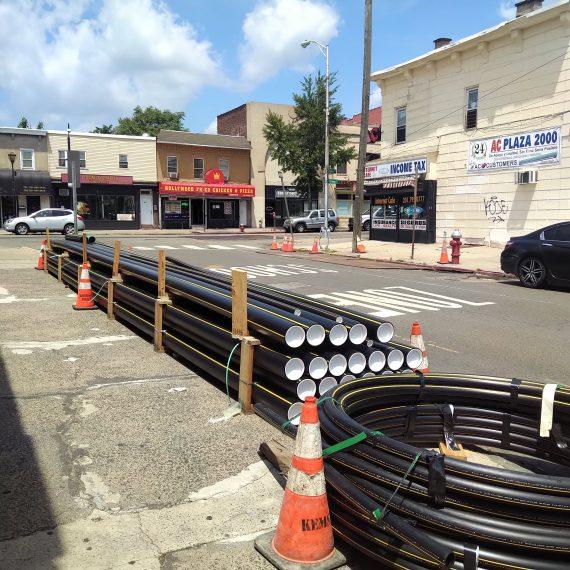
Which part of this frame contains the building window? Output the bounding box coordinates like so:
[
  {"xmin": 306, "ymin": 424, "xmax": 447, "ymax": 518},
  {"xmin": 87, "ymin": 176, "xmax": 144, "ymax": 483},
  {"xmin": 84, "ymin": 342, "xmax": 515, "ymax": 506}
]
[
  {"xmin": 396, "ymin": 107, "xmax": 406, "ymax": 144},
  {"xmin": 167, "ymin": 156, "xmax": 178, "ymax": 177},
  {"xmin": 194, "ymin": 158, "xmax": 205, "ymax": 179},
  {"xmin": 466, "ymin": 87, "xmax": 478, "ymax": 130},
  {"xmin": 336, "ymin": 194, "xmax": 353, "ymax": 216},
  {"xmin": 219, "ymin": 158, "xmax": 229, "ymax": 181},
  {"xmin": 58, "ymin": 150, "xmax": 86, "ymax": 168},
  {"xmin": 77, "ymin": 195, "xmax": 135, "ymax": 221},
  {"xmin": 20, "ymin": 149, "xmax": 35, "ymax": 170},
  {"xmin": 336, "ymin": 161, "xmax": 347, "ymax": 175},
  {"xmin": 119, "ymin": 154, "xmax": 128, "ymax": 169}
]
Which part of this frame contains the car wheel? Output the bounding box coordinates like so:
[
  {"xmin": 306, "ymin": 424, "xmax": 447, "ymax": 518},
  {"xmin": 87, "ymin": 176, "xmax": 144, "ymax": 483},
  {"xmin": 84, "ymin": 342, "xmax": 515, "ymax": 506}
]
[
  {"xmin": 295, "ymin": 223, "xmax": 306, "ymax": 233},
  {"xmin": 15, "ymin": 223, "xmax": 29, "ymax": 235},
  {"xmin": 362, "ymin": 221, "xmax": 370, "ymax": 232},
  {"xmin": 328, "ymin": 222, "xmax": 336, "ymax": 232},
  {"xmin": 63, "ymin": 224, "xmax": 75, "ymax": 235},
  {"xmin": 518, "ymin": 257, "xmax": 547, "ymax": 288}
]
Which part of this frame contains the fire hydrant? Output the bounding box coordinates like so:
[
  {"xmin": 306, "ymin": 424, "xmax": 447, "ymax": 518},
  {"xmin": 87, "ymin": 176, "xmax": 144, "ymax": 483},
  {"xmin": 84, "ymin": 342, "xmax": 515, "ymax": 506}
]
[
  {"xmin": 450, "ymin": 229, "xmax": 462, "ymax": 264},
  {"xmin": 239, "ymin": 224, "xmax": 245, "ymax": 233}
]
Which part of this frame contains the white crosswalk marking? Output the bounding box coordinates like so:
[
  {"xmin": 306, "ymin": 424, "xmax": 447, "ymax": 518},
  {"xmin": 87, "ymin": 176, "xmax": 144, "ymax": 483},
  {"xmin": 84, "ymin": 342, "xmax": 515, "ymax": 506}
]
[
  {"xmin": 207, "ymin": 244, "xmax": 234, "ymax": 250},
  {"xmin": 182, "ymin": 245, "xmax": 206, "ymax": 250},
  {"xmin": 132, "ymin": 246, "xmax": 154, "ymax": 251},
  {"xmin": 155, "ymin": 245, "xmax": 179, "ymax": 250},
  {"xmin": 309, "ymin": 287, "xmax": 494, "ymax": 318},
  {"xmin": 234, "ymin": 245, "xmax": 259, "ymax": 250},
  {"xmin": 208, "ymin": 263, "xmax": 338, "ymax": 279}
]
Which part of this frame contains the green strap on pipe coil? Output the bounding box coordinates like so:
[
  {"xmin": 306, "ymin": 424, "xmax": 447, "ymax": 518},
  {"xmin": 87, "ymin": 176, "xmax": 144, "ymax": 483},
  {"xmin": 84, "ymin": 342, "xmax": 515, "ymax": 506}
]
[{"xmin": 225, "ymin": 342, "xmax": 240, "ymax": 404}]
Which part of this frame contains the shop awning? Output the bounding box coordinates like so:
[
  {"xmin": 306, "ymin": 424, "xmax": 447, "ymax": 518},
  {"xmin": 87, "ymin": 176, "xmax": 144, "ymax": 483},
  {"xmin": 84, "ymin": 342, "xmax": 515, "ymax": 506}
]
[
  {"xmin": 0, "ymin": 169, "xmax": 52, "ymax": 195},
  {"xmin": 159, "ymin": 181, "xmax": 255, "ymax": 197}
]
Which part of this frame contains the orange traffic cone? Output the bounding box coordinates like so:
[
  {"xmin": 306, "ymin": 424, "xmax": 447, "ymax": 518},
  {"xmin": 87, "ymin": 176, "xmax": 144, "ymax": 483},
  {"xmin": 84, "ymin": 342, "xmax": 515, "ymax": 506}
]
[
  {"xmin": 410, "ymin": 322, "xmax": 429, "ymax": 372},
  {"xmin": 310, "ymin": 236, "xmax": 319, "ymax": 254},
  {"xmin": 35, "ymin": 240, "xmax": 46, "ymax": 270},
  {"xmin": 255, "ymin": 396, "xmax": 345, "ymax": 569},
  {"xmin": 280, "ymin": 235, "xmax": 287, "ymax": 252},
  {"xmin": 437, "ymin": 237, "xmax": 450, "ymax": 264},
  {"xmin": 73, "ymin": 262, "xmax": 98, "ymax": 311},
  {"xmin": 356, "ymin": 240, "xmax": 366, "ymax": 254},
  {"xmin": 271, "ymin": 233, "xmax": 279, "ymax": 250}
]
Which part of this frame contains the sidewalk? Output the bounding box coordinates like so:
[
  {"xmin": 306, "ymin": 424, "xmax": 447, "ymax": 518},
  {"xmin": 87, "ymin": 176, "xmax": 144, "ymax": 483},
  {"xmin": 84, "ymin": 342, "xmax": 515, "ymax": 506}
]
[{"xmin": 288, "ymin": 236, "xmax": 504, "ymax": 276}]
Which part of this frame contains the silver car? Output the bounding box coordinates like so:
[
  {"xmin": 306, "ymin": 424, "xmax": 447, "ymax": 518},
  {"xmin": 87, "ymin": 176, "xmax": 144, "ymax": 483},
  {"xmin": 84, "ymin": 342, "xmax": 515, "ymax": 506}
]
[
  {"xmin": 283, "ymin": 209, "xmax": 339, "ymax": 233},
  {"xmin": 3, "ymin": 208, "xmax": 85, "ymax": 235}
]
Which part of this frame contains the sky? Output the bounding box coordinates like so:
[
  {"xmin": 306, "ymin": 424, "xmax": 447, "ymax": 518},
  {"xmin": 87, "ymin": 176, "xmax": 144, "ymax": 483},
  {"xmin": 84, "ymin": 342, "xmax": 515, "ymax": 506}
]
[{"xmin": 0, "ymin": 0, "xmax": 561, "ymax": 133}]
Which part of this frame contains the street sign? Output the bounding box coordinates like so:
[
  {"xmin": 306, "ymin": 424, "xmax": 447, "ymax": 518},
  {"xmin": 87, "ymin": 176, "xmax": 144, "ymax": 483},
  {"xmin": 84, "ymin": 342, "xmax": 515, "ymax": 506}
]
[{"xmin": 328, "ymin": 178, "xmax": 340, "ymax": 185}]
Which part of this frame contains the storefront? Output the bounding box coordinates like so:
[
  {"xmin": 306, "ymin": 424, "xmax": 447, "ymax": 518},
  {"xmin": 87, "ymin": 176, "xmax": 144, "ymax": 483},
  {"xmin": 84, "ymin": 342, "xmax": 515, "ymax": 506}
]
[
  {"xmin": 0, "ymin": 170, "xmax": 52, "ymax": 223},
  {"xmin": 159, "ymin": 169, "xmax": 255, "ymax": 229},
  {"xmin": 365, "ymin": 158, "xmax": 437, "ymax": 244},
  {"xmin": 54, "ymin": 173, "xmax": 151, "ymax": 230},
  {"xmin": 264, "ymin": 185, "xmax": 316, "ymax": 227}
]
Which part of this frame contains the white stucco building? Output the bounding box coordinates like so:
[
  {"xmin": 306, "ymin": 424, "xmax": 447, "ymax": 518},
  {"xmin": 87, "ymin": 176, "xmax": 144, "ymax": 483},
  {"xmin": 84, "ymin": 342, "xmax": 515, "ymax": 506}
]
[{"xmin": 370, "ymin": 0, "xmax": 570, "ymax": 245}]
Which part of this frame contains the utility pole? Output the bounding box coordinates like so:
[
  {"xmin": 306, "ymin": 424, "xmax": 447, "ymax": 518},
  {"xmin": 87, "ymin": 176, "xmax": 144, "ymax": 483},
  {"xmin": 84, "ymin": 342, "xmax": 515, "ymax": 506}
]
[
  {"xmin": 67, "ymin": 124, "xmax": 78, "ymax": 234},
  {"xmin": 410, "ymin": 168, "xmax": 419, "ymax": 260},
  {"xmin": 352, "ymin": 0, "xmax": 373, "ymax": 253}
]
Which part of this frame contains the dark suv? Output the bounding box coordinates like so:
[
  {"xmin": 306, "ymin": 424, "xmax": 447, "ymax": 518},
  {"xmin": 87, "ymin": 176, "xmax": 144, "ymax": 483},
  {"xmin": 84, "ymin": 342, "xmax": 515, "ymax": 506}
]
[{"xmin": 500, "ymin": 222, "xmax": 570, "ymax": 288}]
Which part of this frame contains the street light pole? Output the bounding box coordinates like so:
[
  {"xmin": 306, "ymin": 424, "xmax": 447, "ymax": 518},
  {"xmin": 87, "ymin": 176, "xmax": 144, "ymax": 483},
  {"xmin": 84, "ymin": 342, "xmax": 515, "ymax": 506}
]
[
  {"xmin": 8, "ymin": 152, "xmax": 17, "ymax": 219},
  {"xmin": 279, "ymin": 170, "xmax": 294, "ymax": 249},
  {"xmin": 301, "ymin": 39, "xmax": 330, "ymax": 250}
]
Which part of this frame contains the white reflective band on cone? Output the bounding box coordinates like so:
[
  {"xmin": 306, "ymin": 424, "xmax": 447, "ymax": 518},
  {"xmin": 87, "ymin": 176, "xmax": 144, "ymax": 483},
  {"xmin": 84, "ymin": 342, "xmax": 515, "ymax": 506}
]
[
  {"xmin": 297, "ymin": 378, "xmax": 317, "ymax": 400},
  {"xmin": 319, "ymin": 376, "xmax": 338, "ymax": 395}
]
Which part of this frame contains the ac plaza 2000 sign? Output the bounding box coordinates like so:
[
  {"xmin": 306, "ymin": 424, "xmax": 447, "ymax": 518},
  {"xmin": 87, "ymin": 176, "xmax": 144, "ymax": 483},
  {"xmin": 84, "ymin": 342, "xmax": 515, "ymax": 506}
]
[{"xmin": 467, "ymin": 127, "xmax": 560, "ymax": 173}]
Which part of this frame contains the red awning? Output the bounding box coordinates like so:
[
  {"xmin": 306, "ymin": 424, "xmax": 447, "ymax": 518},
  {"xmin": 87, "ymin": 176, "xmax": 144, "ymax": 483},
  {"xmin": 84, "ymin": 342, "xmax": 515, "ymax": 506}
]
[{"xmin": 159, "ymin": 181, "xmax": 255, "ymax": 197}]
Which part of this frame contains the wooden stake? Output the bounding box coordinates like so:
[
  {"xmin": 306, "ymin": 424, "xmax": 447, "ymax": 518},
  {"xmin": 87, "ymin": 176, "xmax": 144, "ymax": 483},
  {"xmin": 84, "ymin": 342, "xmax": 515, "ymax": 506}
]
[
  {"xmin": 57, "ymin": 252, "xmax": 68, "ymax": 283},
  {"xmin": 154, "ymin": 249, "xmax": 171, "ymax": 352},
  {"xmin": 231, "ymin": 269, "xmax": 248, "ymax": 337},
  {"xmin": 46, "ymin": 228, "xmax": 51, "ymax": 250},
  {"xmin": 438, "ymin": 441, "xmax": 467, "ymax": 460},
  {"xmin": 230, "ymin": 269, "xmax": 259, "ymax": 413},
  {"xmin": 107, "ymin": 240, "xmax": 123, "ymax": 320},
  {"xmin": 43, "ymin": 242, "xmax": 48, "ymax": 273},
  {"xmin": 238, "ymin": 336, "xmax": 260, "ymax": 414}
]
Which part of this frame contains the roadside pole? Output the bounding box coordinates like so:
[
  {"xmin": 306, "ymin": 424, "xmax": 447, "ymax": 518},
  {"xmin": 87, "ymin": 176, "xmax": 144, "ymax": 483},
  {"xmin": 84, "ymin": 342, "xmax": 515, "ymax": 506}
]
[
  {"xmin": 352, "ymin": 0, "xmax": 373, "ymax": 253},
  {"xmin": 279, "ymin": 171, "xmax": 294, "ymax": 249},
  {"xmin": 411, "ymin": 168, "xmax": 419, "ymax": 260},
  {"xmin": 68, "ymin": 150, "xmax": 81, "ymax": 235}
]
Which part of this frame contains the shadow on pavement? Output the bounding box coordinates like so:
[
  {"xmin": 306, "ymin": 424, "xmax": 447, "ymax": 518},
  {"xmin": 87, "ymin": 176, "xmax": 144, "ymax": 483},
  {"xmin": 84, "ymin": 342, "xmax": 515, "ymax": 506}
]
[{"xmin": 0, "ymin": 354, "xmax": 62, "ymax": 564}]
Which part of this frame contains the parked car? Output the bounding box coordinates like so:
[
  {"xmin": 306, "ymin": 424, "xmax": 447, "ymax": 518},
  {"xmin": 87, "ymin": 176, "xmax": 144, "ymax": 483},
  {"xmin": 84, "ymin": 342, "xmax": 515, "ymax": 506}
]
[
  {"xmin": 283, "ymin": 209, "xmax": 339, "ymax": 233},
  {"xmin": 3, "ymin": 209, "xmax": 85, "ymax": 235},
  {"xmin": 348, "ymin": 208, "xmax": 384, "ymax": 232},
  {"xmin": 500, "ymin": 222, "xmax": 570, "ymax": 288}
]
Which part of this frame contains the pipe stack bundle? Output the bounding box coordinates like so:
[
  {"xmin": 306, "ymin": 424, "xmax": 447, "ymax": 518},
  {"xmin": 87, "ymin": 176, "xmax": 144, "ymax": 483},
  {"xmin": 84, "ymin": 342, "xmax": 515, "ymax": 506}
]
[
  {"xmin": 46, "ymin": 238, "xmax": 421, "ymax": 419},
  {"xmin": 44, "ymin": 239, "xmax": 570, "ymax": 568}
]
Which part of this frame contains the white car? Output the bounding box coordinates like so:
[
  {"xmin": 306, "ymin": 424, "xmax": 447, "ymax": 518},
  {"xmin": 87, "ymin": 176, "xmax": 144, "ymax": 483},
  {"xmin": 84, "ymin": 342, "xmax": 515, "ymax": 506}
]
[{"xmin": 3, "ymin": 209, "xmax": 85, "ymax": 235}]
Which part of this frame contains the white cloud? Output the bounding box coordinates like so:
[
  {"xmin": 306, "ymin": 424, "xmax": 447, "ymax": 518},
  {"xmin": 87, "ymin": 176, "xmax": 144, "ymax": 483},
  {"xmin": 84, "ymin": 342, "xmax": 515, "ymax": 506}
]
[
  {"xmin": 239, "ymin": 0, "xmax": 339, "ymax": 86},
  {"xmin": 370, "ymin": 85, "xmax": 382, "ymax": 109},
  {"xmin": 499, "ymin": 0, "xmax": 557, "ymax": 20},
  {"xmin": 203, "ymin": 119, "xmax": 218, "ymax": 134},
  {"xmin": 0, "ymin": 0, "xmax": 222, "ymax": 130}
]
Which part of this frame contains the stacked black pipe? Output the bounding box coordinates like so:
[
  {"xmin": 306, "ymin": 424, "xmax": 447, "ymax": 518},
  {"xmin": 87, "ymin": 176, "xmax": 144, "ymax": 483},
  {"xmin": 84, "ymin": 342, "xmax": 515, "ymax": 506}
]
[{"xmin": 45, "ymin": 240, "xmax": 570, "ymax": 569}]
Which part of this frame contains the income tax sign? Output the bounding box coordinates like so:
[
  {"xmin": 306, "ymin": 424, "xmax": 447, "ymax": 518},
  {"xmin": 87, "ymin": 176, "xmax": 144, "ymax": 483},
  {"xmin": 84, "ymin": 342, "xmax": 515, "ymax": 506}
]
[{"xmin": 467, "ymin": 127, "xmax": 560, "ymax": 173}]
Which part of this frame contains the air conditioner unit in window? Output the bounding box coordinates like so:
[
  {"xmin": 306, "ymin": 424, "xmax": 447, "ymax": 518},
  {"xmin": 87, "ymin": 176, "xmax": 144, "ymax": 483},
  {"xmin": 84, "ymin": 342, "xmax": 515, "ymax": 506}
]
[
  {"xmin": 168, "ymin": 171, "xmax": 179, "ymax": 179},
  {"xmin": 516, "ymin": 170, "xmax": 538, "ymax": 184}
]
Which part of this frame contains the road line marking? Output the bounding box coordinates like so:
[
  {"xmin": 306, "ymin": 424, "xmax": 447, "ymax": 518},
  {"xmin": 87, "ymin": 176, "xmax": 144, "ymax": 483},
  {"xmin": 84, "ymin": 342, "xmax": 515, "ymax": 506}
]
[
  {"xmin": 154, "ymin": 245, "xmax": 179, "ymax": 250},
  {"xmin": 208, "ymin": 245, "xmax": 234, "ymax": 250},
  {"xmin": 426, "ymin": 343, "xmax": 460, "ymax": 353},
  {"xmin": 235, "ymin": 245, "xmax": 259, "ymax": 250},
  {"xmin": 182, "ymin": 245, "xmax": 206, "ymax": 250},
  {"xmin": 385, "ymin": 286, "xmax": 495, "ymax": 306},
  {"xmin": 133, "ymin": 246, "xmax": 154, "ymax": 251}
]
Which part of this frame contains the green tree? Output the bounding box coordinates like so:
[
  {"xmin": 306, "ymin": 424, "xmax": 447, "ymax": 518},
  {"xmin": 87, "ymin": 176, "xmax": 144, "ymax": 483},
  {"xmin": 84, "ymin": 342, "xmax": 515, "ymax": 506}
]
[
  {"xmin": 114, "ymin": 106, "xmax": 187, "ymax": 137},
  {"xmin": 263, "ymin": 72, "xmax": 356, "ymax": 200},
  {"xmin": 36, "ymin": 121, "xmax": 44, "ymax": 129},
  {"xmin": 92, "ymin": 124, "xmax": 114, "ymax": 134},
  {"xmin": 17, "ymin": 117, "xmax": 30, "ymax": 128}
]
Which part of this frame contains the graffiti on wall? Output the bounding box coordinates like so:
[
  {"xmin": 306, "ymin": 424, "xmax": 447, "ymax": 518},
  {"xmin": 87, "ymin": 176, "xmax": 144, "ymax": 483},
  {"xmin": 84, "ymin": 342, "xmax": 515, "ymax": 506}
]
[{"xmin": 483, "ymin": 196, "xmax": 509, "ymax": 223}]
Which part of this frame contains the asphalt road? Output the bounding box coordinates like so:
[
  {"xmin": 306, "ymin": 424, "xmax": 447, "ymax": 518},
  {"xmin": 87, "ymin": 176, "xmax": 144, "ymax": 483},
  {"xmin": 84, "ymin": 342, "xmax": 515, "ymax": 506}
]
[{"xmin": 3, "ymin": 232, "xmax": 569, "ymax": 383}]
